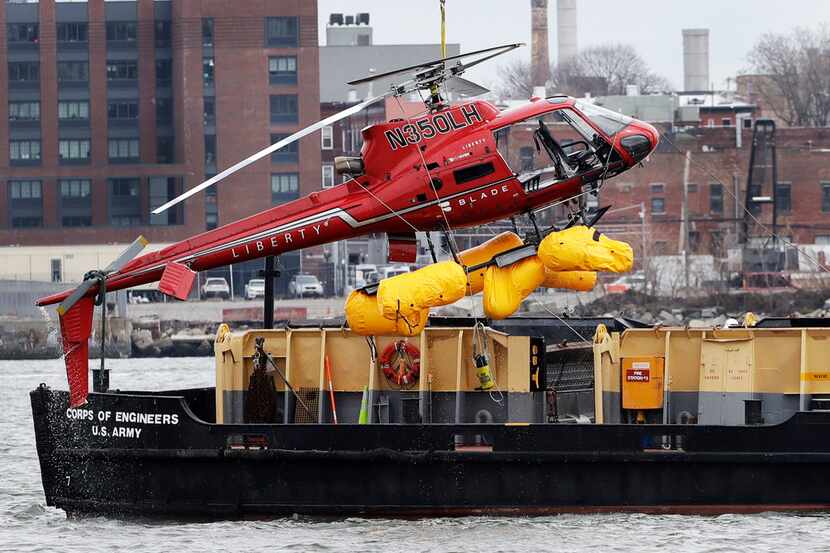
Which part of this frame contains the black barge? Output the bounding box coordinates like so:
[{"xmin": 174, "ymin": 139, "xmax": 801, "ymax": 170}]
[{"xmin": 30, "ymin": 316, "xmax": 830, "ymax": 516}]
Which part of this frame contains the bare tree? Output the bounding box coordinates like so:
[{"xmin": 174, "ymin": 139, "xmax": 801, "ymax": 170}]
[
  {"xmin": 495, "ymin": 59, "xmax": 534, "ymax": 99},
  {"xmin": 554, "ymin": 44, "xmax": 672, "ymax": 96},
  {"xmin": 496, "ymin": 44, "xmax": 671, "ymax": 99},
  {"xmin": 747, "ymin": 26, "xmax": 830, "ymax": 127}
]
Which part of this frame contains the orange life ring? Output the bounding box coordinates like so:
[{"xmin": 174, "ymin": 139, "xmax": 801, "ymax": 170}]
[{"xmin": 379, "ymin": 340, "xmax": 420, "ymax": 386}]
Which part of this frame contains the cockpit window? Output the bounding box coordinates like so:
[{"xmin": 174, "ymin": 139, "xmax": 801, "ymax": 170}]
[
  {"xmin": 574, "ymin": 100, "xmax": 632, "ymax": 137},
  {"xmin": 494, "ymin": 108, "xmax": 609, "ymax": 184}
]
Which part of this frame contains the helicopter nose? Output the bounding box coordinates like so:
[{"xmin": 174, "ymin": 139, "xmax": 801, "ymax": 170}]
[{"xmin": 620, "ymin": 121, "xmax": 659, "ymax": 162}]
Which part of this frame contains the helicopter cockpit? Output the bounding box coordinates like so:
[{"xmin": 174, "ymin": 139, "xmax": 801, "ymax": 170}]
[{"xmin": 494, "ymin": 99, "xmax": 633, "ymax": 191}]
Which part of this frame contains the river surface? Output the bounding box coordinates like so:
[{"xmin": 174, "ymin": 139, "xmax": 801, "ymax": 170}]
[{"xmin": 2, "ymin": 358, "xmax": 830, "ymax": 552}]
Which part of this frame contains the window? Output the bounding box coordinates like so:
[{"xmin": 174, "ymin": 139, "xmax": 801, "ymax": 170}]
[
  {"xmin": 108, "ymin": 138, "xmax": 139, "ymax": 160},
  {"xmin": 271, "ymin": 173, "xmax": 299, "ymax": 203},
  {"xmin": 203, "ymin": 57, "xmax": 214, "ymax": 86},
  {"xmin": 7, "ymin": 23, "xmax": 39, "ymax": 43},
  {"xmin": 10, "ymin": 140, "xmax": 41, "ymax": 163},
  {"xmin": 454, "ymin": 162, "xmax": 495, "ymax": 184},
  {"xmin": 822, "ymin": 182, "xmax": 830, "ymax": 213},
  {"xmin": 51, "ymin": 259, "xmax": 62, "ymax": 283},
  {"xmin": 157, "ymin": 136, "xmax": 174, "ymax": 163},
  {"xmin": 154, "ymin": 20, "xmax": 171, "ymax": 48},
  {"xmin": 743, "ymin": 118, "xmax": 753, "ymax": 129},
  {"xmin": 107, "ymin": 60, "xmax": 138, "ymax": 80},
  {"xmin": 707, "ymin": 119, "xmax": 715, "ymax": 128},
  {"xmin": 8, "ymin": 61, "xmax": 39, "ymax": 82},
  {"xmin": 9, "ymin": 180, "xmax": 43, "ymax": 228},
  {"xmin": 322, "ymin": 165, "xmax": 334, "ymax": 188},
  {"xmin": 58, "ymin": 100, "xmax": 89, "ymax": 120},
  {"xmin": 775, "ymin": 182, "xmax": 791, "ymax": 213},
  {"xmin": 709, "ymin": 183, "xmax": 723, "ymax": 214},
  {"xmin": 108, "ymin": 100, "xmax": 138, "ymax": 119},
  {"xmin": 109, "ymin": 177, "xmax": 142, "ymax": 226},
  {"xmin": 266, "ymin": 16, "xmax": 298, "ymax": 47},
  {"xmin": 56, "ymin": 22, "xmax": 87, "ymax": 42},
  {"xmin": 687, "ymin": 183, "xmax": 698, "ymax": 193},
  {"xmin": 205, "ymin": 177, "xmax": 218, "ymax": 230},
  {"xmin": 748, "ymin": 184, "xmax": 762, "ymax": 214},
  {"xmin": 650, "ymin": 183, "xmax": 664, "ymax": 194},
  {"xmin": 60, "ymin": 178, "xmax": 92, "ymax": 227},
  {"xmin": 321, "ymin": 125, "xmax": 333, "ymax": 149},
  {"xmin": 149, "ymin": 176, "xmax": 183, "ymax": 225},
  {"xmin": 721, "ymin": 118, "xmax": 731, "ymax": 127},
  {"xmin": 155, "ymin": 59, "xmax": 172, "ymax": 86},
  {"xmin": 268, "ymin": 56, "xmax": 297, "ymax": 85},
  {"xmin": 203, "ymin": 97, "xmax": 215, "ymax": 124},
  {"xmin": 270, "ymin": 94, "xmax": 298, "ymax": 123},
  {"xmin": 204, "ymin": 135, "xmax": 216, "ymax": 166},
  {"xmin": 156, "ymin": 97, "xmax": 172, "ymax": 124},
  {"xmin": 9, "ymin": 101, "xmax": 39, "ymax": 121},
  {"xmin": 57, "ymin": 61, "xmax": 89, "ymax": 81},
  {"xmin": 106, "ymin": 21, "xmax": 137, "ymax": 42},
  {"xmin": 519, "ymin": 147, "xmax": 534, "ymax": 171},
  {"xmin": 651, "ymin": 197, "xmax": 665, "ymax": 214},
  {"xmin": 59, "ymin": 139, "xmax": 91, "ymax": 162},
  {"xmin": 270, "ymin": 133, "xmax": 298, "ymax": 162},
  {"xmin": 202, "ymin": 18, "xmax": 213, "ymax": 47}
]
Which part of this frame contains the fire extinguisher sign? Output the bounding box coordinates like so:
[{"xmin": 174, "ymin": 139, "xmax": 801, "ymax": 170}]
[{"xmin": 625, "ymin": 361, "xmax": 651, "ymax": 383}]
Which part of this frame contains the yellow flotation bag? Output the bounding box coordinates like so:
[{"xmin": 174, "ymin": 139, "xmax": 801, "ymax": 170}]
[
  {"xmin": 541, "ymin": 269, "xmax": 597, "ymax": 291},
  {"xmin": 482, "ymin": 256, "xmax": 546, "ymax": 319},
  {"xmin": 345, "ymin": 290, "xmax": 428, "ymax": 336},
  {"xmin": 538, "ymin": 226, "xmax": 633, "ymax": 273},
  {"xmin": 377, "ymin": 260, "xmax": 467, "ymax": 321},
  {"xmin": 458, "ymin": 232, "xmax": 524, "ymax": 294}
]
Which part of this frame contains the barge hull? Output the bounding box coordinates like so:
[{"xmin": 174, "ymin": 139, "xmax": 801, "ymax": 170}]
[{"xmin": 31, "ymin": 387, "xmax": 830, "ymax": 517}]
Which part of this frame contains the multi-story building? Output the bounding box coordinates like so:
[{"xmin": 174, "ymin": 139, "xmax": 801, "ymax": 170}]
[
  {"xmin": 596, "ymin": 126, "xmax": 830, "ymax": 266},
  {"xmin": 1, "ymin": 0, "xmax": 319, "ymax": 294}
]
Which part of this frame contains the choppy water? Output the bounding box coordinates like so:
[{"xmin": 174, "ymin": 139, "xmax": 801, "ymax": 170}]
[{"xmin": 3, "ymin": 358, "xmax": 830, "ymax": 553}]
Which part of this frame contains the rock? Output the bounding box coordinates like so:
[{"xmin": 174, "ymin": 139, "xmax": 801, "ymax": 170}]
[
  {"xmin": 658, "ymin": 310, "xmax": 674, "ymax": 323},
  {"xmin": 701, "ymin": 307, "xmax": 718, "ymax": 318},
  {"xmin": 132, "ymin": 328, "xmax": 153, "ymax": 347},
  {"xmin": 712, "ymin": 315, "xmax": 727, "ymax": 327},
  {"xmin": 688, "ymin": 319, "xmax": 708, "ymax": 328},
  {"xmin": 638, "ymin": 312, "xmax": 654, "ymax": 324}
]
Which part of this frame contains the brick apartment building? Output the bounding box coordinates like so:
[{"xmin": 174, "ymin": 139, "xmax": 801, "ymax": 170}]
[{"xmin": 1, "ymin": 0, "xmax": 319, "ymax": 293}]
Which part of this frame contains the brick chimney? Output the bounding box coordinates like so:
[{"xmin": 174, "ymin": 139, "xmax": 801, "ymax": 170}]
[{"xmin": 531, "ymin": 0, "xmax": 550, "ymax": 92}]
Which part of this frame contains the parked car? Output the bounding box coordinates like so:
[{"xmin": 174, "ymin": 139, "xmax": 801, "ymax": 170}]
[
  {"xmin": 245, "ymin": 278, "xmax": 266, "ymax": 300},
  {"xmin": 381, "ymin": 265, "xmax": 411, "ymax": 279},
  {"xmin": 288, "ymin": 274, "xmax": 324, "ymax": 298},
  {"xmin": 201, "ymin": 277, "xmax": 230, "ymax": 299},
  {"xmin": 604, "ymin": 272, "xmax": 645, "ymax": 294}
]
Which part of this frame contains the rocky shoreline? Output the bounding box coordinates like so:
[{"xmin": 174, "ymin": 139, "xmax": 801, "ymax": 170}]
[{"xmin": 2, "ymin": 289, "xmax": 828, "ymax": 360}]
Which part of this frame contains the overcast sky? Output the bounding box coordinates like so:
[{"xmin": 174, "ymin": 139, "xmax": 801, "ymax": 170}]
[{"xmin": 318, "ymin": 0, "xmax": 830, "ymax": 91}]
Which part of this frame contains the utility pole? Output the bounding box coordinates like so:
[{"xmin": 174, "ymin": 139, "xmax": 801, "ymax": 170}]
[
  {"xmin": 640, "ymin": 201, "xmax": 647, "ymax": 290},
  {"xmin": 682, "ymin": 150, "xmax": 691, "ymax": 292}
]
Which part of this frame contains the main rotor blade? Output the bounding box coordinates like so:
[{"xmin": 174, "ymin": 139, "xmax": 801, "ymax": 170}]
[
  {"xmin": 347, "ymin": 43, "xmax": 524, "ymax": 86},
  {"xmin": 152, "ymin": 93, "xmax": 391, "ymax": 215},
  {"xmin": 444, "ymin": 76, "xmax": 490, "ymax": 98},
  {"xmin": 103, "ymin": 235, "xmax": 148, "ymax": 273}
]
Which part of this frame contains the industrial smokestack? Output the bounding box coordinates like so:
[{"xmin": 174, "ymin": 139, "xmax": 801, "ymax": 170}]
[
  {"xmin": 530, "ymin": 0, "xmax": 550, "ymax": 92},
  {"xmin": 556, "ymin": 0, "xmax": 577, "ymax": 66},
  {"xmin": 682, "ymin": 28, "xmax": 710, "ymax": 92}
]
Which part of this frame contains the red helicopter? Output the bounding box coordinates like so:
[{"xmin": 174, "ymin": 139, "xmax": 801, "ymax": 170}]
[{"xmin": 36, "ymin": 44, "xmax": 659, "ymax": 406}]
